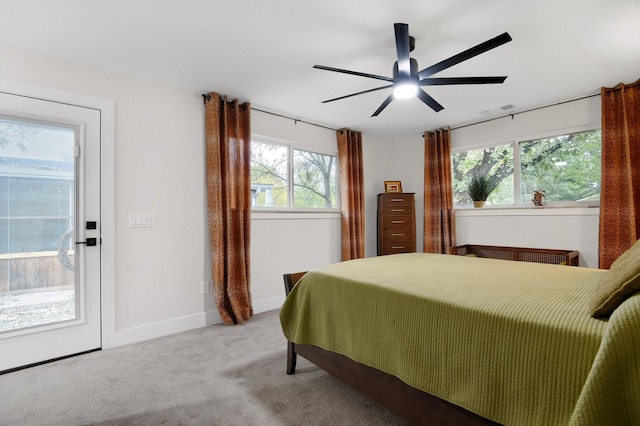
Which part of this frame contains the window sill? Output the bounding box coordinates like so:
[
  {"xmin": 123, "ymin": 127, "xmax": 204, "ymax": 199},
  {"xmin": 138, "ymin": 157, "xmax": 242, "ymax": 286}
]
[{"xmin": 456, "ymin": 205, "xmax": 600, "ymax": 217}]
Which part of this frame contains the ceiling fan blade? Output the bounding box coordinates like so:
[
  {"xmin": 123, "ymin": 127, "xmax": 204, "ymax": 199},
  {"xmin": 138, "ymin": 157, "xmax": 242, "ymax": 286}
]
[
  {"xmin": 418, "ymin": 32, "xmax": 512, "ymax": 79},
  {"xmin": 416, "ymin": 88, "xmax": 444, "ymax": 112},
  {"xmin": 394, "ymin": 23, "xmax": 411, "ymax": 77},
  {"xmin": 419, "ymin": 76, "xmax": 508, "ymax": 86},
  {"xmin": 371, "ymin": 94, "xmax": 395, "ymax": 117},
  {"xmin": 313, "ymin": 65, "xmax": 394, "ymax": 83},
  {"xmin": 321, "ymin": 85, "xmax": 393, "ymax": 103}
]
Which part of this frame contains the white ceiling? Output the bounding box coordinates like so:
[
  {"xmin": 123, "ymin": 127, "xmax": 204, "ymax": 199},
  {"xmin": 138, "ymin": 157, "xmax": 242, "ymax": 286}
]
[{"xmin": 1, "ymin": 0, "xmax": 639, "ymax": 141}]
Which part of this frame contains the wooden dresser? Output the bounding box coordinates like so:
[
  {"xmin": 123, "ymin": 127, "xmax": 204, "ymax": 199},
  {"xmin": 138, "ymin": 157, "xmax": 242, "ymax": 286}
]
[{"xmin": 377, "ymin": 193, "xmax": 416, "ymax": 255}]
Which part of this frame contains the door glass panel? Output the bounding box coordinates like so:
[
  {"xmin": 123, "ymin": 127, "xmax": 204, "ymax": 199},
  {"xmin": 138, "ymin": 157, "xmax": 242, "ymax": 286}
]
[{"xmin": 0, "ymin": 116, "xmax": 76, "ymax": 334}]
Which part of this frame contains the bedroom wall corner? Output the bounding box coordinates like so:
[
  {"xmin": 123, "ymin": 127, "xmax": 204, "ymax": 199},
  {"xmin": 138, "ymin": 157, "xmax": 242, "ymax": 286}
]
[{"xmin": 365, "ymin": 134, "xmax": 426, "ymax": 254}]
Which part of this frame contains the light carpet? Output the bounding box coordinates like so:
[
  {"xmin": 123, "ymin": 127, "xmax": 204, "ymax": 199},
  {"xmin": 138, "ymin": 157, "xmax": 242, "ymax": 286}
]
[{"xmin": 0, "ymin": 309, "xmax": 408, "ymax": 425}]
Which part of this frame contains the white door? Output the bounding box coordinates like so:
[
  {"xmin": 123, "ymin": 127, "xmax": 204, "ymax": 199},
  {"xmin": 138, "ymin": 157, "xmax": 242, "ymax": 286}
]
[{"xmin": 0, "ymin": 92, "xmax": 101, "ymax": 372}]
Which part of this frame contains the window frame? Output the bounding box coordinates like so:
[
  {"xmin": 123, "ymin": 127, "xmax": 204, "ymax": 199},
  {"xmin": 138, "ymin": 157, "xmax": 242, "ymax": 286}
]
[
  {"xmin": 452, "ymin": 125, "xmax": 602, "ymax": 209},
  {"xmin": 250, "ymin": 135, "xmax": 340, "ymax": 213}
]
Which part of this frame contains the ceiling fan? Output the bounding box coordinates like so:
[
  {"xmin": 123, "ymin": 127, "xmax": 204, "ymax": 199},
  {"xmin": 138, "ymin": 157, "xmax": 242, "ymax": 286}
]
[{"xmin": 314, "ymin": 23, "xmax": 512, "ymax": 117}]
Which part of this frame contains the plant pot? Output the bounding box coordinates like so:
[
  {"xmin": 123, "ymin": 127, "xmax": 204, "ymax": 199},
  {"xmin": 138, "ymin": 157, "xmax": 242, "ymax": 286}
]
[{"xmin": 472, "ymin": 201, "xmax": 486, "ymax": 208}]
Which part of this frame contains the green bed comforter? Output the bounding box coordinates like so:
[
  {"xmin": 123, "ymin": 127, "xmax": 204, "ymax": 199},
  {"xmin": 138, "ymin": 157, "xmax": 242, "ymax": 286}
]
[{"xmin": 280, "ymin": 253, "xmax": 640, "ymax": 425}]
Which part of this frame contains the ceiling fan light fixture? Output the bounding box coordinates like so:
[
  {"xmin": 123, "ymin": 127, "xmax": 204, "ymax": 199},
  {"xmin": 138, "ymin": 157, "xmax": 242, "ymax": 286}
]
[
  {"xmin": 313, "ymin": 23, "xmax": 512, "ymax": 116},
  {"xmin": 393, "ymin": 82, "xmax": 417, "ymax": 99}
]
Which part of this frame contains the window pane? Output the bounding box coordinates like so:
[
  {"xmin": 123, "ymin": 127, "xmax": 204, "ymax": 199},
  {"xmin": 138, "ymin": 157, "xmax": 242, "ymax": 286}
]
[
  {"xmin": 520, "ymin": 130, "xmax": 601, "ymax": 204},
  {"xmin": 4, "ymin": 218, "xmax": 71, "ymax": 253},
  {"xmin": 0, "ymin": 117, "xmax": 77, "ymax": 333},
  {"xmin": 5, "ymin": 176, "xmax": 72, "ymax": 217},
  {"xmin": 250, "ymin": 141, "xmax": 288, "ymax": 207},
  {"xmin": 1, "ymin": 118, "xmax": 75, "ymax": 254},
  {"xmin": 453, "ymin": 144, "xmax": 514, "ymax": 206},
  {"xmin": 293, "ymin": 149, "xmax": 337, "ymax": 208}
]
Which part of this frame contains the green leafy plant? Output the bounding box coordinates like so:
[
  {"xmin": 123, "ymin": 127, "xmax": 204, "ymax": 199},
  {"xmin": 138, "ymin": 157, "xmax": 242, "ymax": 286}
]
[{"xmin": 466, "ymin": 172, "xmax": 500, "ymax": 202}]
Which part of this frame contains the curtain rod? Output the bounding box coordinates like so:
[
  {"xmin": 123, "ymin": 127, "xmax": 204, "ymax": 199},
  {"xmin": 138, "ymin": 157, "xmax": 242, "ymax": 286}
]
[
  {"xmin": 202, "ymin": 93, "xmax": 340, "ymax": 132},
  {"xmin": 257, "ymin": 91, "xmax": 599, "ymax": 135},
  {"xmin": 206, "ymin": 91, "xmax": 601, "ymax": 136},
  {"xmin": 449, "ymin": 92, "xmax": 601, "ymax": 131},
  {"xmin": 251, "ymin": 107, "xmax": 340, "ymax": 132}
]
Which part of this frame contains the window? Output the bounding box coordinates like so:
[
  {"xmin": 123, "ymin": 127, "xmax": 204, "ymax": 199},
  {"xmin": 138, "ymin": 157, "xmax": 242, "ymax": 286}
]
[
  {"xmin": 519, "ymin": 131, "xmax": 601, "ymax": 204},
  {"xmin": 250, "ymin": 138, "xmax": 338, "ymax": 210},
  {"xmin": 452, "ymin": 129, "xmax": 601, "ymax": 207},
  {"xmin": 453, "ymin": 144, "xmax": 514, "ymax": 206},
  {"xmin": 1, "ymin": 117, "xmax": 75, "ymax": 254}
]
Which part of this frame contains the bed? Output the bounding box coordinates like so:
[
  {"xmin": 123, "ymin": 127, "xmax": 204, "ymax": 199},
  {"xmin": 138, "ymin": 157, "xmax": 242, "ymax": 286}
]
[{"xmin": 279, "ymin": 250, "xmax": 640, "ymax": 425}]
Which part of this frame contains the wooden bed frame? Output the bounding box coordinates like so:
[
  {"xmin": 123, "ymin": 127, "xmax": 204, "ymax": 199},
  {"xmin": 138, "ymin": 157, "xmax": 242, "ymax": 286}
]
[{"xmin": 283, "ymin": 272, "xmax": 501, "ymax": 426}]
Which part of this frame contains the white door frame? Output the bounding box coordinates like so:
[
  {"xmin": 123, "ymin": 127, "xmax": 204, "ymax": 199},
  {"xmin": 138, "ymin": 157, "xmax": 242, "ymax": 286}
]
[{"xmin": 0, "ymin": 77, "xmax": 116, "ymax": 349}]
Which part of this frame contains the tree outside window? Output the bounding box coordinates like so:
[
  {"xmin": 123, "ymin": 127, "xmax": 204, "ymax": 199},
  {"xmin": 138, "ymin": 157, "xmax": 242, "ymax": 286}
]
[
  {"xmin": 520, "ymin": 130, "xmax": 601, "ymax": 203},
  {"xmin": 250, "ymin": 142, "xmax": 288, "ymax": 208},
  {"xmin": 250, "ymin": 140, "xmax": 338, "ymax": 210},
  {"xmin": 293, "ymin": 149, "xmax": 336, "ymax": 208},
  {"xmin": 452, "ymin": 129, "xmax": 601, "ymax": 207},
  {"xmin": 453, "ymin": 144, "xmax": 514, "ymax": 206}
]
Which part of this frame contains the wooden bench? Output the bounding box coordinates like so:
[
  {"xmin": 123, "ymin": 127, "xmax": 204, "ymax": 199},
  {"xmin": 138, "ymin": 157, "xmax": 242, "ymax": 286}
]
[{"xmin": 452, "ymin": 244, "xmax": 579, "ymax": 266}]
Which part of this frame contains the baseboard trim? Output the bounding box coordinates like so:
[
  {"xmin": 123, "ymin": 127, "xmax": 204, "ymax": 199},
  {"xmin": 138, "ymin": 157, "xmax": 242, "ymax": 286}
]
[
  {"xmin": 112, "ymin": 295, "xmax": 285, "ymax": 347},
  {"xmin": 114, "ymin": 311, "xmax": 210, "ymax": 347},
  {"xmin": 253, "ymin": 295, "xmax": 285, "ymax": 314}
]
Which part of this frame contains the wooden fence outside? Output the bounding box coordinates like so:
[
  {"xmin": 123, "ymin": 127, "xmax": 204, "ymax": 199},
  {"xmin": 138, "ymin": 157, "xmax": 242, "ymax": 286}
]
[{"xmin": 0, "ymin": 251, "xmax": 74, "ymax": 294}]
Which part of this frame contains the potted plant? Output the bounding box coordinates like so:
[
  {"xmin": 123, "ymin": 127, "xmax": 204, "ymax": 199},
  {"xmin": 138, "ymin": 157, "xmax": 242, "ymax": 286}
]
[{"xmin": 466, "ymin": 172, "xmax": 500, "ymax": 208}]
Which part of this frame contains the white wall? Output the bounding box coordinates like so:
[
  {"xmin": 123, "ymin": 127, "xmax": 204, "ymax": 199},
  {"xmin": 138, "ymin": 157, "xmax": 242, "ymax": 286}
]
[
  {"xmin": 381, "ymin": 135, "xmax": 427, "ymax": 253},
  {"xmin": 455, "ymin": 208, "xmax": 599, "ymax": 267},
  {"xmin": 362, "ymin": 136, "xmax": 397, "ymax": 256}
]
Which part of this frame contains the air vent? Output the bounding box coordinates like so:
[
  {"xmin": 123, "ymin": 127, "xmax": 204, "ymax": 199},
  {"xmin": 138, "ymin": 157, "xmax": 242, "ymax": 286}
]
[{"xmin": 500, "ymin": 104, "xmax": 515, "ymax": 111}]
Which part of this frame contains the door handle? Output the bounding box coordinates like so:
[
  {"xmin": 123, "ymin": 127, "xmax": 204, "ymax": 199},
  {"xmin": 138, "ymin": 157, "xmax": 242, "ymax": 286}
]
[{"xmin": 76, "ymin": 238, "xmax": 98, "ymax": 246}]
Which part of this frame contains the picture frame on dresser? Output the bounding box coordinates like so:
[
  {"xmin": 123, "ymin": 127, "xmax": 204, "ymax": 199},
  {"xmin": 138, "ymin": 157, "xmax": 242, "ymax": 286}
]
[{"xmin": 384, "ymin": 180, "xmax": 402, "ymax": 193}]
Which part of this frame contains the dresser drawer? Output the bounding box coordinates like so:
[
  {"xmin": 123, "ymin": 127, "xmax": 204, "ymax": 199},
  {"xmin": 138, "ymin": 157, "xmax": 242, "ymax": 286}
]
[
  {"xmin": 381, "ymin": 241, "xmax": 414, "ymax": 254},
  {"xmin": 381, "ymin": 195, "xmax": 413, "ymax": 206},
  {"xmin": 382, "ymin": 216, "xmax": 413, "ymax": 229},
  {"xmin": 382, "ymin": 204, "xmax": 413, "ymax": 216},
  {"xmin": 382, "ymin": 229, "xmax": 414, "ymax": 241}
]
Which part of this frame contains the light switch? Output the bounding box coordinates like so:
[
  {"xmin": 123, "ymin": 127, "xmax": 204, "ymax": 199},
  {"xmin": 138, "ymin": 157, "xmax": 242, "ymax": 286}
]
[{"xmin": 128, "ymin": 214, "xmax": 157, "ymax": 228}]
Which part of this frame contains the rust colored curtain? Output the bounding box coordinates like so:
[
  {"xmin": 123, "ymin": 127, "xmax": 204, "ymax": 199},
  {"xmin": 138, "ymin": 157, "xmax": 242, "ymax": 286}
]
[
  {"xmin": 424, "ymin": 128, "xmax": 456, "ymax": 254},
  {"xmin": 337, "ymin": 128, "xmax": 365, "ymax": 260},
  {"xmin": 204, "ymin": 93, "xmax": 253, "ymax": 325},
  {"xmin": 599, "ymin": 80, "xmax": 640, "ymax": 269}
]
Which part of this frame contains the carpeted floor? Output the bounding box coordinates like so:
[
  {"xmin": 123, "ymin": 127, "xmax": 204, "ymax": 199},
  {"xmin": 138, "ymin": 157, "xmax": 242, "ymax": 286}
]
[{"xmin": 0, "ymin": 309, "xmax": 408, "ymax": 425}]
